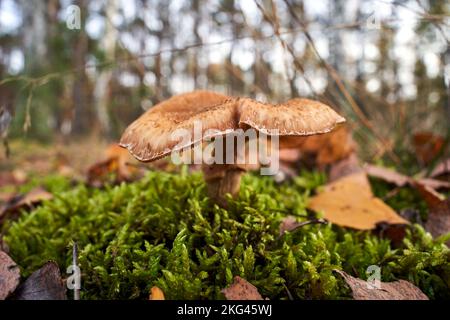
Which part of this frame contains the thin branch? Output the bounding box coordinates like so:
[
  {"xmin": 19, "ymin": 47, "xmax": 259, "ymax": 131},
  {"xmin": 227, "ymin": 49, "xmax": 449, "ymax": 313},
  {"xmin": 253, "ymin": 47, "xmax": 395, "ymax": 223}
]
[
  {"xmin": 255, "ymin": 0, "xmax": 319, "ymax": 98},
  {"xmin": 282, "ymin": 0, "xmax": 400, "ymax": 163}
]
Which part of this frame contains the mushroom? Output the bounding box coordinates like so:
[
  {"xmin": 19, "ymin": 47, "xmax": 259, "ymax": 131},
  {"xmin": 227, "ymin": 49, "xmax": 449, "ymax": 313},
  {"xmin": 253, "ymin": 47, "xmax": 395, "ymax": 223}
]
[{"xmin": 120, "ymin": 90, "xmax": 345, "ymax": 206}]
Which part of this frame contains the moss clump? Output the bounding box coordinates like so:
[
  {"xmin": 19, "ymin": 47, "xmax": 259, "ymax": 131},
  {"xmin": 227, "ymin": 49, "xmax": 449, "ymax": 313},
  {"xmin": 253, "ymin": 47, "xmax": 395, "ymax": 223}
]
[{"xmin": 3, "ymin": 169, "xmax": 450, "ymax": 299}]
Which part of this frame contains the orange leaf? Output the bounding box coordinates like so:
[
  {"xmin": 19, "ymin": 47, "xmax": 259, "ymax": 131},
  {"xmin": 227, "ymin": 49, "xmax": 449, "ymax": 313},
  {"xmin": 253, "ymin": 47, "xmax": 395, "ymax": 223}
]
[
  {"xmin": 307, "ymin": 173, "xmax": 408, "ymax": 230},
  {"xmin": 302, "ymin": 125, "xmax": 355, "ymax": 166},
  {"xmin": 149, "ymin": 286, "xmax": 165, "ymax": 300}
]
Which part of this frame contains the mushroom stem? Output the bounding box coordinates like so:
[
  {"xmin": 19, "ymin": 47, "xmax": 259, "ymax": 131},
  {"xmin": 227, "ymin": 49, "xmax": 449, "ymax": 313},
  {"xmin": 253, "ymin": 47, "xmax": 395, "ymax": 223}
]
[{"xmin": 202, "ymin": 163, "xmax": 246, "ymax": 207}]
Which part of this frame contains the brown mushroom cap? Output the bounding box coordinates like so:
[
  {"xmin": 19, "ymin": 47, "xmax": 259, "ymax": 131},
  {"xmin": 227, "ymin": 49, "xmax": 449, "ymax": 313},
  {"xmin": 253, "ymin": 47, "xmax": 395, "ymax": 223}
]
[
  {"xmin": 120, "ymin": 91, "xmax": 346, "ymax": 162},
  {"xmin": 238, "ymin": 97, "xmax": 345, "ymax": 136},
  {"xmin": 120, "ymin": 90, "xmax": 234, "ymax": 161}
]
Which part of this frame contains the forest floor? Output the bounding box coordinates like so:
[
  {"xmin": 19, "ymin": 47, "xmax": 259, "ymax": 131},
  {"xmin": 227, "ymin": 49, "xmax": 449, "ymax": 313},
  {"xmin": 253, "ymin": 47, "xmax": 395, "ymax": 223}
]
[{"xmin": 0, "ymin": 133, "xmax": 449, "ymax": 300}]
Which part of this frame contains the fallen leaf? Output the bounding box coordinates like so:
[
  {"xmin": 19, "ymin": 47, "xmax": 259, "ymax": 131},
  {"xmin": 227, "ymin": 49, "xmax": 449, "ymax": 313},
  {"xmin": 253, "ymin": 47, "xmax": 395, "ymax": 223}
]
[
  {"xmin": 0, "ymin": 187, "xmax": 53, "ymax": 223},
  {"xmin": 149, "ymin": 286, "xmax": 165, "ymax": 300},
  {"xmin": 87, "ymin": 144, "xmax": 141, "ymax": 187},
  {"xmin": 364, "ymin": 164, "xmax": 410, "ymax": 187},
  {"xmin": 414, "ymin": 182, "xmax": 446, "ymax": 208},
  {"xmin": 414, "ymin": 182, "xmax": 450, "ymax": 244},
  {"xmin": 413, "ymin": 132, "xmax": 444, "ymax": 165},
  {"xmin": 302, "ymin": 125, "xmax": 355, "ymax": 166},
  {"xmin": 429, "ymin": 158, "xmax": 450, "ymax": 179},
  {"xmin": 11, "ymin": 261, "xmax": 66, "ymax": 300},
  {"xmin": 222, "ymin": 276, "xmax": 263, "ymax": 300},
  {"xmin": 424, "ymin": 199, "xmax": 450, "ymax": 245},
  {"xmin": 87, "ymin": 157, "xmax": 124, "ymax": 187},
  {"xmin": 335, "ymin": 270, "xmax": 428, "ymax": 300},
  {"xmin": 329, "ymin": 153, "xmax": 362, "ymax": 181},
  {"xmin": 106, "ymin": 143, "xmax": 132, "ymax": 161},
  {"xmin": 415, "ymin": 182, "xmax": 450, "ymax": 246},
  {"xmin": 416, "ymin": 178, "xmax": 450, "ymax": 190},
  {"xmin": 278, "ymin": 125, "xmax": 355, "ymax": 167},
  {"xmin": 307, "ymin": 173, "xmax": 408, "ymax": 230},
  {"xmin": 374, "ymin": 222, "xmax": 407, "ymax": 247},
  {"xmin": 0, "ymin": 251, "xmax": 20, "ymax": 300},
  {"xmin": 364, "ymin": 164, "xmax": 450, "ymax": 190},
  {"xmin": 324, "ymin": 171, "xmax": 373, "ymax": 196}
]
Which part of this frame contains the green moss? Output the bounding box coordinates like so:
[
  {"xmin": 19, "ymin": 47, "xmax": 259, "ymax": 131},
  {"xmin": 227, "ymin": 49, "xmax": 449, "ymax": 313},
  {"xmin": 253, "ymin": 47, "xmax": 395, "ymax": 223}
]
[{"xmin": 3, "ymin": 169, "xmax": 450, "ymax": 300}]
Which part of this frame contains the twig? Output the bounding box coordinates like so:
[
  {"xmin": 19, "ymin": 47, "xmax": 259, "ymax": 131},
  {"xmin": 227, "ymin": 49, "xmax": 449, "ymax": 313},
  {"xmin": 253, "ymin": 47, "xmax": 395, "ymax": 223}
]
[
  {"xmin": 282, "ymin": 0, "xmax": 400, "ymax": 164},
  {"xmin": 23, "ymin": 83, "xmax": 35, "ymax": 132},
  {"xmin": 285, "ymin": 218, "xmax": 328, "ymax": 235},
  {"xmin": 254, "ymin": 1, "xmax": 319, "ymax": 98}
]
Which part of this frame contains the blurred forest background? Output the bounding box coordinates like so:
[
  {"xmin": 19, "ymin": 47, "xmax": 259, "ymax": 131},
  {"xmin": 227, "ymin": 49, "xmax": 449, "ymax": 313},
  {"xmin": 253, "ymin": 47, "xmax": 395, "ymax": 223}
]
[{"xmin": 0, "ymin": 0, "xmax": 449, "ymax": 172}]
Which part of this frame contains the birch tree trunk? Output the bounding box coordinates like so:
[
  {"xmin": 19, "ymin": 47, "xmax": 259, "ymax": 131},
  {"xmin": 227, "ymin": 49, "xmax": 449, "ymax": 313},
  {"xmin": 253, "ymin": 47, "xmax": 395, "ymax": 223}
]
[{"xmin": 93, "ymin": 0, "xmax": 119, "ymax": 137}]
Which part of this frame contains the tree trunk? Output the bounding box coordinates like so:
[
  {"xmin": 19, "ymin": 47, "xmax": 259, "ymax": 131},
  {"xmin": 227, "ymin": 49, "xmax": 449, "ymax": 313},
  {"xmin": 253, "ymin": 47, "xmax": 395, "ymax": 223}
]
[
  {"xmin": 93, "ymin": 0, "xmax": 119, "ymax": 137},
  {"xmin": 71, "ymin": 0, "xmax": 93, "ymax": 135}
]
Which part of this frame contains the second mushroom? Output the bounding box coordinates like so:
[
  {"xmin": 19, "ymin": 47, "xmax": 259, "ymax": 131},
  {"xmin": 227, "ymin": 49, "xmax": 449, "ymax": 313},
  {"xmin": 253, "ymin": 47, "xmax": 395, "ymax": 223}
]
[{"xmin": 120, "ymin": 90, "xmax": 345, "ymax": 206}]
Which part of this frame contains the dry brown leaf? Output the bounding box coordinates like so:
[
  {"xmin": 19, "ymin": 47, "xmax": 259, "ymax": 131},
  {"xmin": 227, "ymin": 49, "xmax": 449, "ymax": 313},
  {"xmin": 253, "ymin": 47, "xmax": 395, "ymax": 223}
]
[
  {"xmin": 430, "ymin": 158, "xmax": 450, "ymax": 179},
  {"xmin": 364, "ymin": 164, "xmax": 410, "ymax": 187},
  {"xmin": 375, "ymin": 223, "xmax": 408, "ymax": 247},
  {"xmin": 149, "ymin": 286, "xmax": 165, "ymax": 300},
  {"xmin": 222, "ymin": 276, "xmax": 263, "ymax": 300},
  {"xmin": 87, "ymin": 157, "xmax": 124, "ymax": 187},
  {"xmin": 11, "ymin": 261, "xmax": 66, "ymax": 300},
  {"xmin": 424, "ymin": 199, "xmax": 450, "ymax": 245},
  {"xmin": 0, "ymin": 187, "xmax": 53, "ymax": 223},
  {"xmin": 0, "ymin": 251, "xmax": 20, "ymax": 300},
  {"xmin": 335, "ymin": 270, "xmax": 428, "ymax": 300},
  {"xmin": 307, "ymin": 172, "xmax": 408, "ymax": 230},
  {"xmin": 397, "ymin": 177, "xmax": 450, "ymax": 245},
  {"xmin": 415, "ymin": 182, "xmax": 446, "ymax": 208},
  {"xmin": 414, "ymin": 182, "xmax": 450, "ymax": 244},
  {"xmin": 364, "ymin": 164, "xmax": 450, "ymax": 191},
  {"xmin": 294, "ymin": 125, "xmax": 355, "ymax": 166},
  {"xmin": 417, "ymin": 178, "xmax": 450, "ymax": 190},
  {"xmin": 413, "ymin": 132, "xmax": 444, "ymax": 165},
  {"xmin": 329, "ymin": 153, "xmax": 362, "ymax": 182},
  {"xmin": 87, "ymin": 144, "xmax": 140, "ymax": 187}
]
